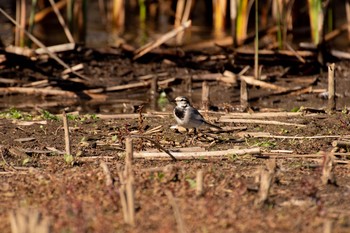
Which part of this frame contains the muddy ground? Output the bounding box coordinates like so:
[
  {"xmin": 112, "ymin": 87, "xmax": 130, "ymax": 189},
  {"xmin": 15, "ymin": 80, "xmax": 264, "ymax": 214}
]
[
  {"xmin": 0, "ymin": 108, "xmax": 349, "ymax": 233},
  {"xmin": 1, "ymin": 47, "xmax": 350, "ymax": 233}
]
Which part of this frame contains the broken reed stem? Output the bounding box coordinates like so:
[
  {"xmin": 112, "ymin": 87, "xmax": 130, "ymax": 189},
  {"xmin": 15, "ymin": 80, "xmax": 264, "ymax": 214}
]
[
  {"xmin": 62, "ymin": 111, "xmax": 71, "ymax": 156},
  {"xmin": 196, "ymin": 170, "xmax": 204, "ymax": 196},
  {"xmin": 255, "ymin": 159, "xmax": 276, "ymax": 206},
  {"xmin": 321, "ymin": 152, "xmax": 336, "ymax": 185},
  {"xmin": 327, "ymin": 63, "xmax": 336, "ymax": 112},
  {"xmin": 331, "ymin": 140, "xmax": 350, "ymax": 148},
  {"xmin": 10, "ymin": 208, "xmax": 51, "ymax": 233},
  {"xmin": 185, "ymin": 76, "xmax": 192, "ymax": 98},
  {"xmin": 240, "ymin": 79, "xmax": 248, "ymax": 110},
  {"xmin": 202, "ymin": 81, "xmax": 210, "ymax": 111},
  {"xmin": 254, "ymin": 0, "xmax": 259, "ymax": 79},
  {"xmin": 150, "ymin": 77, "xmax": 158, "ymax": 110},
  {"xmin": 123, "ymin": 137, "xmax": 135, "ymax": 226},
  {"xmin": 165, "ymin": 190, "xmax": 186, "ymax": 233},
  {"xmin": 118, "ymin": 171, "xmax": 129, "ymax": 224},
  {"xmin": 100, "ymin": 161, "xmax": 113, "ymax": 186},
  {"xmin": 125, "ymin": 137, "xmax": 133, "ymax": 170},
  {"xmin": 346, "ymin": 1, "xmax": 350, "ymax": 41}
]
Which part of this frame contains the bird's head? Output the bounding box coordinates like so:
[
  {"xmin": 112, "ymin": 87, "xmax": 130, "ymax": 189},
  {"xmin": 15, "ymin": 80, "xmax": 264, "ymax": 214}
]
[{"xmin": 173, "ymin": 96, "xmax": 190, "ymax": 108}]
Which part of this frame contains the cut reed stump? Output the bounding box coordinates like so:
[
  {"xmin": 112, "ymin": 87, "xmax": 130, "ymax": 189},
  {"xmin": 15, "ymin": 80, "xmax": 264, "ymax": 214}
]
[
  {"xmin": 62, "ymin": 111, "xmax": 71, "ymax": 156},
  {"xmin": 119, "ymin": 137, "xmax": 135, "ymax": 226},
  {"xmin": 321, "ymin": 152, "xmax": 337, "ymax": 185},
  {"xmin": 240, "ymin": 78, "xmax": 248, "ymax": 110},
  {"xmin": 327, "ymin": 63, "xmax": 336, "ymax": 112},
  {"xmin": 9, "ymin": 208, "xmax": 51, "ymax": 233},
  {"xmin": 255, "ymin": 159, "xmax": 276, "ymax": 206}
]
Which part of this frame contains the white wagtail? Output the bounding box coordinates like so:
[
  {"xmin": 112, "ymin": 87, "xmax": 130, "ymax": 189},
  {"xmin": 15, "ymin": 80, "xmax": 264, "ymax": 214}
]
[{"xmin": 173, "ymin": 96, "xmax": 221, "ymax": 131}]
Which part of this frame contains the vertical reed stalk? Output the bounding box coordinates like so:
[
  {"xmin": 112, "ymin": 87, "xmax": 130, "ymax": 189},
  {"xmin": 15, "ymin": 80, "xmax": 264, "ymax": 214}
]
[
  {"xmin": 307, "ymin": 0, "xmax": 323, "ymax": 45},
  {"xmin": 48, "ymin": 0, "xmax": 75, "ymax": 43},
  {"xmin": 213, "ymin": 0, "xmax": 227, "ymax": 38},
  {"xmin": 28, "ymin": 0, "xmax": 37, "ymax": 47},
  {"xmin": 254, "ymin": 0, "xmax": 259, "ymax": 79},
  {"xmin": 67, "ymin": 0, "xmax": 74, "ymax": 32},
  {"xmin": 327, "ymin": 63, "xmax": 335, "ymax": 112},
  {"xmin": 274, "ymin": 0, "xmax": 283, "ymax": 49},
  {"xmin": 112, "ymin": 0, "xmax": 125, "ymax": 33},
  {"xmin": 230, "ymin": 0, "xmax": 237, "ymax": 46},
  {"xmin": 201, "ymin": 81, "xmax": 210, "ymax": 111},
  {"xmin": 20, "ymin": 0, "xmax": 26, "ymax": 47},
  {"xmin": 346, "ymin": 1, "xmax": 350, "ymax": 41},
  {"xmin": 236, "ymin": 0, "xmax": 248, "ymax": 45},
  {"xmin": 15, "ymin": 0, "xmax": 26, "ymax": 47},
  {"xmin": 62, "ymin": 111, "xmax": 71, "ymax": 156}
]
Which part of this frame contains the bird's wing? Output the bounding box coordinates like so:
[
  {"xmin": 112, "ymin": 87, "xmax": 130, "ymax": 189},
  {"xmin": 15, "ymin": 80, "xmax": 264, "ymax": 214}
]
[
  {"xmin": 191, "ymin": 107, "xmax": 221, "ymax": 129},
  {"xmin": 191, "ymin": 107, "xmax": 205, "ymax": 122}
]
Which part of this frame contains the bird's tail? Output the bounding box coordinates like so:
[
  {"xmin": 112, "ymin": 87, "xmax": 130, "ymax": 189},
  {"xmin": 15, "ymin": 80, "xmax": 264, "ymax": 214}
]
[{"xmin": 204, "ymin": 121, "xmax": 222, "ymax": 130}]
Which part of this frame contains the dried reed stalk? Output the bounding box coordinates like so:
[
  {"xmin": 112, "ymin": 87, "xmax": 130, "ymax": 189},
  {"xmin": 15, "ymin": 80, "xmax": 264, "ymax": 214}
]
[
  {"xmin": 321, "ymin": 152, "xmax": 337, "ymax": 185},
  {"xmin": 165, "ymin": 190, "xmax": 187, "ymax": 233},
  {"xmin": 240, "ymin": 76, "xmax": 288, "ymax": 92},
  {"xmin": 346, "ymin": 1, "xmax": 350, "ymax": 41},
  {"xmin": 196, "ymin": 170, "xmax": 204, "ymax": 196},
  {"xmin": 150, "ymin": 77, "xmax": 158, "ymax": 110},
  {"xmin": 327, "ymin": 63, "xmax": 336, "ymax": 112},
  {"xmin": 100, "ymin": 161, "xmax": 113, "ymax": 186},
  {"xmin": 219, "ymin": 118, "xmax": 306, "ymax": 127},
  {"xmin": 62, "ymin": 111, "xmax": 71, "ymax": 156},
  {"xmin": 117, "ymin": 138, "xmax": 136, "ymax": 226},
  {"xmin": 331, "ymin": 140, "xmax": 350, "ymax": 148},
  {"xmin": 48, "ymin": 0, "xmax": 75, "ymax": 43},
  {"xmin": 133, "ymin": 20, "xmax": 191, "ymax": 60},
  {"xmin": 10, "ymin": 208, "xmax": 51, "ymax": 233},
  {"xmin": 134, "ymin": 147, "xmax": 260, "ymax": 160},
  {"xmin": 222, "ymin": 112, "xmax": 304, "ymax": 118},
  {"xmin": 240, "ymin": 79, "xmax": 248, "ymax": 110},
  {"xmin": 201, "ymin": 81, "xmax": 210, "ymax": 111},
  {"xmin": 34, "ymin": 0, "xmax": 66, "ymax": 23},
  {"xmin": 255, "ymin": 159, "xmax": 276, "ymax": 206}
]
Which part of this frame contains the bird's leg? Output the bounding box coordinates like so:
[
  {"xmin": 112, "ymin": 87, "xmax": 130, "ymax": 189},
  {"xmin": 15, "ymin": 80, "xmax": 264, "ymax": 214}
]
[
  {"xmin": 180, "ymin": 128, "xmax": 189, "ymax": 145},
  {"xmin": 189, "ymin": 128, "xmax": 199, "ymax": 145}
]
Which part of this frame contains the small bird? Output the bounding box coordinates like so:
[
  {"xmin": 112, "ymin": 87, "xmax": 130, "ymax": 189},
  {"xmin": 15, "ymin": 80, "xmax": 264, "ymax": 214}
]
[{"xmin": 173, "ymin": 96, "xmax": 221, "ymax": 131}]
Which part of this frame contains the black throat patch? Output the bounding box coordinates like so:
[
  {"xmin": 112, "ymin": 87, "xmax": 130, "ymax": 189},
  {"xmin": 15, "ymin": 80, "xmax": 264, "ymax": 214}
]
[{"xmin": 174, "ymin": 107, "xmax": 185, "ymax": 120}]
